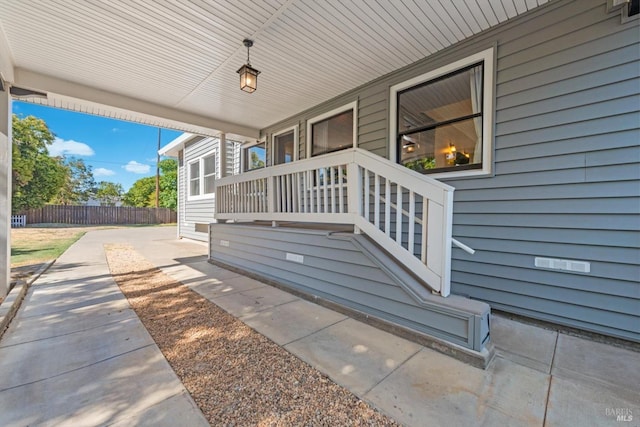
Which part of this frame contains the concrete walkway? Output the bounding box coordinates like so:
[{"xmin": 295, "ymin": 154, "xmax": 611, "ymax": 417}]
[{"xmin": 1, "ymin": 226, "xmax": 638, "ymax": 426}]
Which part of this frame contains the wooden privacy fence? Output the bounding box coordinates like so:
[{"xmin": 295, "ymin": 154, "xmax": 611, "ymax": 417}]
[{"xmin": 20, "ymin": 205, "xmax": 177, "ymax": 225}]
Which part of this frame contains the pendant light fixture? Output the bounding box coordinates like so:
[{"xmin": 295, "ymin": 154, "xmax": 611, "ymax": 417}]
[{"xmin": 237, "ymin": 39, "xmax": 260, "ymax": 93}]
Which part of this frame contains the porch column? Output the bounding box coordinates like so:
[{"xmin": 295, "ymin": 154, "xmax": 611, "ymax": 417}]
[
  {"xmin": 0, "ymin": 86, "xmax": 11, "ymax": 297},
  {"xmin": 219, "ymin": 133, "xmax": 227, "ymax": 178}
]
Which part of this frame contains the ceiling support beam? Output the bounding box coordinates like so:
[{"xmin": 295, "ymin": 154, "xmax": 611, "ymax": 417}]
[{"xmin": 14, "ymin": 68, "xmax": 260, "ymax": 139}]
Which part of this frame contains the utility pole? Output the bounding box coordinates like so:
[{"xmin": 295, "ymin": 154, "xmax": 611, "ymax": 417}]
[{"xmin": 155, "ymin": 128, "xmax": 160, "ymax": 208}]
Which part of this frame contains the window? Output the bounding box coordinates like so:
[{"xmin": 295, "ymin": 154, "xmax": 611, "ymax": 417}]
[
  {"xmin": 272, "ymin": 126, "xmax": 297, "ymax": 165},
  {"xmin": 188, "ymin": 152, "xmax": 216, "ymax": 199},
  {"xmin": 390, "ymin": 48, "xmax": 494, "ymax": 178},
  {"xmin": 203, "ymin": 153, "xmax": 216, "ymax": 194},
  {"xmin": 188, "ymin": 160, "xmax": 200, "ymax": 197},
  {"xmin": 243, "ymin": 141, "xmax": 266, "ymax": 171},
  {"xmin": 307, "ymin": 101, "xmax": 357, "ymax": 157}
]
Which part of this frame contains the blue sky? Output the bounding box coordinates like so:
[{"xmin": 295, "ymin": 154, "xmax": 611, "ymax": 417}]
[{"xmin": 13, "ymin": 101, "xmax": 182, "ymax": 191}]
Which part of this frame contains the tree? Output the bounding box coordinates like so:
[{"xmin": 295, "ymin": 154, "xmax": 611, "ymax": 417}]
[
  {"xmin": 123, "ymin": 176, "xmax": 155, "ymax": 207},
  {"xmin": 158, "ymin": 158, "xmax": 177, "ymax": 210},
  {"xmin": 250, "ymin": 151, "xmax": 265, "ymax": 169},
  {"xmin": 11, "ymin": 115, "xmax": 67, "ymax": 213},
  {"xmin": 51, "ymin": 157, "xmax": 97, "ymax": 205},
  {"xmin": 95, "ymin": 181, "xmax": 124, "ymax": 206},
  {"xmin": 123, "ymin": 158, "xmax": 177, "ymax": 209}
]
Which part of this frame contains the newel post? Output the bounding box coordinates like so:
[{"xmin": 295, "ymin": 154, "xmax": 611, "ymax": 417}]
[{"xmin": 346, "ymin": 162, "xmax": 362, "ymax": 234}]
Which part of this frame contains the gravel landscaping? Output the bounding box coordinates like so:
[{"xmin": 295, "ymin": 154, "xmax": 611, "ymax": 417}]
[{"xmin": 105, "ymin": 244, "xmax": 399, "ymax": 426}]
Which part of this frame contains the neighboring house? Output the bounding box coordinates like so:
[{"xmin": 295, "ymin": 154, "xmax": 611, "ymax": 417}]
[
  {"xmin": 160, "ymin": 133, "xmax": 242, "ymax": 242},
  {"xmin": 163, "ymin": 0, "xmax": 639, "ymax": 365},
  {"xmin": 84, "ymin": 197, "xmax": 123, "ymax": 207}
]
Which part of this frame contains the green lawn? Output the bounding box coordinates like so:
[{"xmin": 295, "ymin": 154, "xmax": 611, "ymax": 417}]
[{"xmin": 10, "ymin": 228, "xmax": 87, "ymax": 267}]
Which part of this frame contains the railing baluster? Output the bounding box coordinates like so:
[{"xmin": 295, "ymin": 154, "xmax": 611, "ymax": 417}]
[
  {"xmin": 421, "ymin": 196, "xmax": 428, "ymax": 263},
  {"xmin": 330, "ymin": 167, "xmax": 336, "ymax": 213},
  {"xmin": 338, "ymin": 166, "xmax": 344, "ymax": 213},
  {"xmin": 364, "ymin": 169, "xmax": 370, "ymax": 222},
  {"xmin": 385, "ymin": 178, "xmax": 391, "ymax": 237},
  {"xmin": 282, "ymin": 174, "xmax": 291, "ymax": 213},
  {"xmin": 315, "ymin": 169, "xmax": 321, "ymax": 213},
  {"xmin": 275, "ymin": 176, "xmax": 281, "ymax": 213},
  {"xmin": 241, "ymin": 182, "xmax": 245, "ymax": 213},
  {"xmin": 323, "ymin": 168, "xmax": 328, "ymax": 214},
  {"xmin": 396, "ymin": 184, "xmax": 403, "ymax": 245},
  {"xmin": 302, "ymin": 172, "xmax": 307, "ymax": 213},
  {"xmin": 292, "ymin": 173, "xmax": 300, "ymax": 213},
  {"xmin": 262, "ymin": 178, "xmax": 266, "ymax": 212},
  {"xmin": 309, "ymin": 171, "xmax": 315, "ymax": 213},
  {"xmin": 256, "ymin": 180, "xmax": 261, "ymax": 212},
  {"xmin": 287, "ymin": 173, "xmax": 294, "ymax": 213},
  {"xmin": 408, "ymin": 190, "xmax": 415, "ymax": 256},
  {"xmin": 374, "ymin": 174, "xmax": 380, "ymax": 228}
]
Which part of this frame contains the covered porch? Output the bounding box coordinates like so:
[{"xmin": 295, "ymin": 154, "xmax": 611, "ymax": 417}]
[{"xmin": 0, "ymin": 0, "xmax": 557, "ymax": 295}]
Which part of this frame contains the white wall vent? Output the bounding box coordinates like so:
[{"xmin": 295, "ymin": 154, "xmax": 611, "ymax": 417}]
[
  {"xmin": 219, "ymin": 240, "xmax": 230, "ymax": 247},
  {"xmin": 535, "ymin": 257, "xmax": 591, "ymax": 273},
  {"xmin": 286, "ymin": 253, "xmax": 304, "ymax": 264}
]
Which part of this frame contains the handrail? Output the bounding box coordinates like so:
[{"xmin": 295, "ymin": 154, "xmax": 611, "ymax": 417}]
[
  {"xmin": 374, "ymin": 189, "xmax": 475, "ymax": 255},
  {"xmin": 214, "ymin": 147, "xmax": 454, "ymax": 297},
  {"xmin": 452, "ymin": 238, "xmax": 475, "ymax": 255}
]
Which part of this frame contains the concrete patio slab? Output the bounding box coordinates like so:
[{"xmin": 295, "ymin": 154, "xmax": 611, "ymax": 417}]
[
  {"xmin": 242, "ymin": 299, "xmax": 347, "ymax": 345},
  {"xmin": 18, "ymin": 282, "xmax": 126, "ymax": 318},
  {"xmin": 552, "ymin": 334, "xmax": 640, "ymax": 393},
  {"xmin": 190, "ymin": 275, "xmax": 267, "ymax": 300},
  {"xmin": 108, "ymin": 391, "xmax": 207, "ymax": 427},
  {"xmin": 545, "ymin": 375, "xmax": 638, "ymax": 426},
  {"xmin": 491, "ymin": 314, "xmax": 558, "ymax": 373},
  {"xmin": 0, "ymin": 346, "xmax": 208, "ymax": 427},
  {"xmin": 285, "ymin": 318, "xmax": 422, "ymax": 395},
  {"xmin": 0, "ymin": 316, "xmax": 155, "ymax": 389},
  {"xmin": 154, "ymin": 262, "xmax": 210, "ymax": 284},
  {"xmin": 365, "ymin": 350, "xmax": 550, "ymax": 426},
  {"xmin": 0, "ymin": 303, "xmax": 137, "ymax": 348},
  {"xmin": 212, "ymin": 284, "xmax": 299, "ymax": 317}
]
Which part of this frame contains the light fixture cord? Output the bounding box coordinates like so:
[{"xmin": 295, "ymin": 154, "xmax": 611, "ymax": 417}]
[{"xmin": 246, "ymin": 45, "xmax": 251, "ymax": 66}]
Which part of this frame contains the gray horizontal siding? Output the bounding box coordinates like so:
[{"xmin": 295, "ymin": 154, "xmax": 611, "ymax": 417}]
[
  {"xmin": 256, "ymin": 0, "xmax": 640, "ymax": 341},
  {"xmin": 451, "ymin": 0, "xmax": 640, "ymax": 342},
  {"xmin": 210, "ymin": 224, "xmax": 489, "ymax": 351}
]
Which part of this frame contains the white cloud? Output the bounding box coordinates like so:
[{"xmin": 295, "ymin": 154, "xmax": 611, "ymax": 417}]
[
  {"xmin": 123, "ymin": 161, "xmax": 150, "ymax": 174},
  {"xmin": 94, "ymin": 167, "xmax": 115, "ymax": 177},
  {"xmin": 49, "ymin": 137, "xmax": 95, "ymax": 156}
]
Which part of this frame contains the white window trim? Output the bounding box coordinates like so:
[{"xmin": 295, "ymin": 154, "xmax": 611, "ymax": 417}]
[
  {"xmin": 306, "ymin": 100, "xmax": 358, "ymax": 158},
  {"xmin": 271, "ymin": 124, "xmax": 299, "ymax": 165},
  {"xmin": 187, "ymin": 149, "xmax": 217, "ymax": 201},
  {"xmin": 389, "ymin": 47, "xmax": 495, "ymax": 179},
  {"xmin": 241, "ymin": 138, "xmax": 267, "ymax": 172}
]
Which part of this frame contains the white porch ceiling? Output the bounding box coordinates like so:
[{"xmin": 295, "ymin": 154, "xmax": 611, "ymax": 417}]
[{"xmin": 0, "ymin": 0, "xmax": 549, "ymax": 138}]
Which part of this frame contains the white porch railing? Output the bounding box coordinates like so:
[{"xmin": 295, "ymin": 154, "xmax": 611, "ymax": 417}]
[{"xmin": 215, "ymin": 148, "xmax": 454, "ymax": 296}]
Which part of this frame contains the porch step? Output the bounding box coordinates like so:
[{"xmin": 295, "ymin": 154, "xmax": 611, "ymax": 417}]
[{"xmin": 209, "ymin": 222, "xmax": 494, "ymax": 368}]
